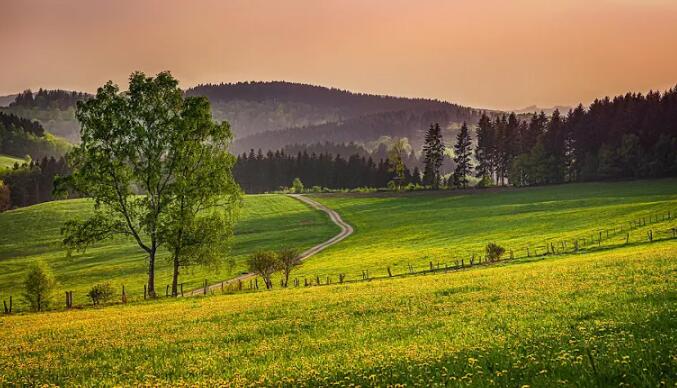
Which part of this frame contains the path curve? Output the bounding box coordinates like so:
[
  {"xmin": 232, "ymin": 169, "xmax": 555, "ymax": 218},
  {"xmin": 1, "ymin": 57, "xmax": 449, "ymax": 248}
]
[{"xmin": 187, "ymin": 194, "xmax": 352, "ymax": 295}]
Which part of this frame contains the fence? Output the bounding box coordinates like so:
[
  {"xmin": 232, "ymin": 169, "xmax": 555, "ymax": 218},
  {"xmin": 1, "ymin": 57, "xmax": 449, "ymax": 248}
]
[{"xmin": 2, "ymin": 209, "xmax": 676, "ymax": 313}]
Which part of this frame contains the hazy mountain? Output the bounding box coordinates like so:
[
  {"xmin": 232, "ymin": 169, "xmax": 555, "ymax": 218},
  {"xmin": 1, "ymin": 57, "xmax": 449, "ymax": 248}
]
[
  {"xmin": 2, "ymin": 82, "xmax": 486, "ymax": 151},
  {"xmin": 0, "ymin": 94, "xmax": 18, "ymax": 107},
  {"xmin": 512, "ymin": 105, "xmax": 572, "ymax": 115}
]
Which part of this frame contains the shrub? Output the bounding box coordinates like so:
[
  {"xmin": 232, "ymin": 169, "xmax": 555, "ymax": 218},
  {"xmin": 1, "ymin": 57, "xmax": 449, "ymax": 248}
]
[
  {"xmin": 88, "ymin": 282, "xmax": 115, "ymax": 306},
  {"xmin": 476, "ymin": 175, "xmax": 493, "ymax": 188},
  {"xmin": 486, "ymin": 243, "xmax": 506, "ymax": 262},
  {"xmin": 23, "ymin": 261, "xmax": 57, "ymax": 311},
  {"xmin": 292, "ymin": 178, "xmax": 304, "ymax": 193}
]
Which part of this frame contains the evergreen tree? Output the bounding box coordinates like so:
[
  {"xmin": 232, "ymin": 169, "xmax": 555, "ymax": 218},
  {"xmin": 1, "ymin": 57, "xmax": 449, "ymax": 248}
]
[
  {"xmin": 422, "ymin": 123, "xmax": 445, "ymax": 189},
  {"xmin": 452, "ymin": 122, "xmax": 473, "ymax": 188}
]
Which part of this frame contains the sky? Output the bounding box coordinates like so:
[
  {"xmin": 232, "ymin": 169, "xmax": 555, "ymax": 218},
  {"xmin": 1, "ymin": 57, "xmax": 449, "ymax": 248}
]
[{"xmin": 1, "ymin": 0, "xmax": 676, "ymax": 110}]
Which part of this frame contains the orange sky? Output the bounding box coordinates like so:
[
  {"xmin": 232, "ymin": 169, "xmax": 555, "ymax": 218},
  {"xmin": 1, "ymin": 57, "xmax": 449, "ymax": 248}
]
[{"xmin": 1, "ymin": 0, "xmax": 676, "ymax": 110}]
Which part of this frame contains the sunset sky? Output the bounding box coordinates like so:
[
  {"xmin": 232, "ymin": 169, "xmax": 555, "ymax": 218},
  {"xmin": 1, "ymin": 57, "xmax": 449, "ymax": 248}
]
[{"xmin": 1, "ymin": 0, "xmax": 676, "ymax": 110}]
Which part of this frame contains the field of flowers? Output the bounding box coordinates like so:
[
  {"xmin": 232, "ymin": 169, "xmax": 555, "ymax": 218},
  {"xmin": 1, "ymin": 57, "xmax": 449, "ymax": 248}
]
[
  {"xmin": 0, "ymin": 242, "xmax": 674, "ymax": 386},
  {"xmin": 0, "ymin": 194, "xmax": 339, "ymax": 306}
]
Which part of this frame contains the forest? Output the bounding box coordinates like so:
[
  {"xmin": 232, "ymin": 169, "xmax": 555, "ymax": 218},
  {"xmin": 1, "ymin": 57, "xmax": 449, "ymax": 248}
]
[{"xmin": 475, "ymin": 88, "xmax": 677, "ymax": 186}]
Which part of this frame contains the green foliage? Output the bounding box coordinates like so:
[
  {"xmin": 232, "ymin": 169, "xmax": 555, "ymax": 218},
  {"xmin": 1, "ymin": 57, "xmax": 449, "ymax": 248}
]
[
  {"xmin": 277, "ymin": 247, "xmax": 301, "ymax": 287},
  {"xmin": 452, "ymin": 122, "xmax": 473, "ymax": 188},
  {"xmin": 387, "ymin": 139, "xmax": 407, "ymax": 189},
  {"xmin": 291, "ymin": 177, "xmax": 304, "ymax": 193},
  {"xmin": 87, "ymin": 282, "xmax": 114, "ymax": 306},
  {"xmin": 22, "ymin": 261, "xmax": 56, "ymax": 311},
  {"xmin": 422, "ymin": 123, "xmax": 445, "ymax": 189},
  {"xmin": 485, "ymin": 242, "xmax": 505, "ymax": 262},
  {"xmin": 247, "ymin": 250, "xmax": 279, "ymax": 289},
  {"xmin": 65, "ymin": 71, "xmax": 241, "ymax": 297},
  {"xmin": 476, "ymin": 175, "xmax": 493, "ymax": 188}
]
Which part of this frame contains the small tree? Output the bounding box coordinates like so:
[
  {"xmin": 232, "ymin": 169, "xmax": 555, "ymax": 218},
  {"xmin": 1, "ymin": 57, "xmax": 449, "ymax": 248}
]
[
  {"xmin": 387, "ymin": 139, "xmax": 408, "ymax": 190},
  {"xmin": 277, "ymin": 247, "xmax": 301, "ymax": 287},
  {"xmin": 88, "ymin": 282, "xmax": 114, "ymax": 306},
  {"xmin": 247, "ymin": 251, "xmax": 279, "ymax": 289},
  {"xmin": 292, "ymin": 178, "xmax": 304, "ymax": 193},
  {"xmin": 23, "ymin": 261, "xmax": 57, "ymax": 311},
  {"xmin": 486, "ymin": 243, "xmax": 505, "ymax": 262}
]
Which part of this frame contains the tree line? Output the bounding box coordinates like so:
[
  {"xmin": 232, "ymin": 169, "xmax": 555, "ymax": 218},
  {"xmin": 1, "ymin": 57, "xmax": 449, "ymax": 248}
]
[
  {"xmin": 10, "ymin": 89, "xmax": 89, "ymax": 110},
  {"xmin": 233, "ymin": 149, "xmax": 425, "ymax": 193},
  {"xmin": 0, "ymin": 156, "xmax": 72, "ymax": 208},
  {"xmin": 473, "ymin": 87, "xmax": 677, "ymax": 186}
]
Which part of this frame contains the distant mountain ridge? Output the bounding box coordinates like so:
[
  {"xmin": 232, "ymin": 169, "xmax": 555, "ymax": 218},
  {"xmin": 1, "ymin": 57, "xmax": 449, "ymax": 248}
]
[{"xmin": 2, "ymin": 81, "xmax": 487, "ymax": 152}]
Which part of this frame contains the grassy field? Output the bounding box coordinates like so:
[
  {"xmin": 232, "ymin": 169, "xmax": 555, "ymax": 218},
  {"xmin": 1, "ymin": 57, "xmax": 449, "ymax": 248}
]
[
  {"xmin": 0, "ymin": 195, "xmax": 339, "ymax": 306},
  {"xmin": 0, "ymin": 154, "xmax": 26, "ymax": 172},
  {"xmin": 0, "ymin": 241, "xmax": 674, "ymax": 386},
  {"xmin": 291, "ymin": 179, "xmax": 677, "ymax": 280}
]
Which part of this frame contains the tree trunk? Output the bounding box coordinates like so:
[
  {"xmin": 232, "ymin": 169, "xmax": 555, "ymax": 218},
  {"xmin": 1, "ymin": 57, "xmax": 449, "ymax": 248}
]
[
  {"xmin": 171, "ymin": 252, "xmax": 180, "ymax": 297},
  {"xmin": 147, "ymin": 247, "xmax": 157, "ymax": 298}
]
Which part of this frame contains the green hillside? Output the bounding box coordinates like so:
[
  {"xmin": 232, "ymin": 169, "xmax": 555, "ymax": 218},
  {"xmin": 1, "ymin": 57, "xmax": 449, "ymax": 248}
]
[
  {"xmin": 0, "ymin": 242, "xmax": 674, "ymax": 386},
  {"xmin": 0, "ymin": 154, "xmax": 26, "ymax": 172},
  {"xmin": 293, "ymin": 179, "xmax": 677, "ymax": 279},
  {"xmin": 0, "ymin": 195, "xmax": 339, "ymax": 305}
]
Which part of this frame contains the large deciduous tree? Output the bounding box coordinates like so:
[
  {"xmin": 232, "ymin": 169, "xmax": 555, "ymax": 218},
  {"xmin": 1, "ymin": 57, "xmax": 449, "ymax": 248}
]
[{"xmin": 62, "ymin": 71, "xmax": 240, "ymax": 297}]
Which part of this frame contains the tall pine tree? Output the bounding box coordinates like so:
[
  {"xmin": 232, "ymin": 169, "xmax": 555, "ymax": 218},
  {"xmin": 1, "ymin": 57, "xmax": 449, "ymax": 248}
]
[
  {"xmin": 453, "ymin": 122, "xmax": 473, "ymax": 188},
  {"xmin": 422, "ymin": 123, "xmax": 445, "ymax": 189}
]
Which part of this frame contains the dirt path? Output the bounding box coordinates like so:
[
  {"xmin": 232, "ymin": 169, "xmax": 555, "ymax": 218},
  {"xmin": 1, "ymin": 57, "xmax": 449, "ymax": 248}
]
[{"xmin": 187, "ymin": 194, "xmax": 353, "ymax": 296}]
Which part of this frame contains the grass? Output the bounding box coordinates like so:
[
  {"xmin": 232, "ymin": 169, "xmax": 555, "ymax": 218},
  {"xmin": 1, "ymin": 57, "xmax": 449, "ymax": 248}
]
[
  {"xmin": 0, "ymin": 195, "xmax": 339, "ymax": 306},
  {"xmin": 0, "ymin": 241, "xmax": 674, "ymax": 386},
  {"xmin": 0, "ymin": 154, "xmax": 26, "ymax": 172},
  {"xmin": 291, "ymin": 179, "xmax": 677, "ymax": 280}
]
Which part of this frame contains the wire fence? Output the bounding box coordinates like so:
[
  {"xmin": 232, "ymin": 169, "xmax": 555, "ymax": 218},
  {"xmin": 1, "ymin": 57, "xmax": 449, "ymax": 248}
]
[{"xmin": 3, "ymin": 209, "xmax": 676, "ymax": 313}]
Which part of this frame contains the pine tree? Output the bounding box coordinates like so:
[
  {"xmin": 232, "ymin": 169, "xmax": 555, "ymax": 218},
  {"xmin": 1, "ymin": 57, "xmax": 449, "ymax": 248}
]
[
  {"xmin": 453, "ymin": 122, "xmax": 473, "ymax": 188},
  {"xmin": 422, "ymin": 123, "xmax": 445, "ymax": 189}
]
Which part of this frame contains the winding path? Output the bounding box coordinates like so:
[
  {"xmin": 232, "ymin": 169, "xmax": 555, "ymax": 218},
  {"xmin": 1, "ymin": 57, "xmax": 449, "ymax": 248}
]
[{"xmin": 187, "ymin": 194, "xmax": 353, "ymax": 295}]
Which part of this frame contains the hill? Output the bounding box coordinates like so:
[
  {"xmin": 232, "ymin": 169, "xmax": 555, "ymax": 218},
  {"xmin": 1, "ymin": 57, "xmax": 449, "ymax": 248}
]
[
  {"xmin": 0, "ymin": 154, "xmax": 26, "ymax": 172},
  {"xmin": 288, "ymin": 179, "xmax": 677, "ymax": 279},
  {"xmin": 0, "ymin": 195, "xmax": 338, "ymax": 306},
  {"xmin": 0, "ymin": 94, "xmax": 18, "ymax": 107}
]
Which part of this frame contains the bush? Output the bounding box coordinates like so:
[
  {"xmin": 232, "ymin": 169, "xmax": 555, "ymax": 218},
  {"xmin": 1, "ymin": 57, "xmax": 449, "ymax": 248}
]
[
  {"xmin": 88, "ymin": 282, "xmax": 115, "ymax": 306},
  {"xmin": 476, "ymin": 175, "xmax": 494, "ymax": 188},
  {"xmin": 486, "ymin": 243, "xmax": 506, "ymax": 262},
  {"xmin": 292, "ymin": 178, "xmax": 304, "ymax": 193},
  {"xmin": 23, "ymin": 261, "xmax": 57, "ymax": 311}
]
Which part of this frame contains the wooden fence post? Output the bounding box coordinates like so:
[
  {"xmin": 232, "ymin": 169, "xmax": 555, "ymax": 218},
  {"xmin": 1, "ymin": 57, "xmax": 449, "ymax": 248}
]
[
  {"xmin": 166, "ymin": 285, "xmax": 169, "ymax": 297},
  {"xmin": 3, "ymin": 299, "xmax": 7, "ymax": 314},
  {"xmin": 648, "ymin": 230, "xmax": 653, "ymax": 242},
  {"xmin": 316, "ymin": 275, "xmax": 321, "ymax": 285},
  {"xmin": 180, "ymin": 283, "xmax": 184, "ymax": 297},
  {"xmin": 387, "ymin": 267, "xmax": 392, "ymax": 277},
  {"xmin": 429, "ymin": 261, "xmax": 434, "ymax": 271},
  {"xmin": 144, "ymin": 284, "xmax": 147, "ymax": 300},
  {"xmin": 339, "ymin": 274, "xmax": 345, "ymax": 283},
  {"xmin": 66, "ymin": 291, "xmax": 70, "ymax": 309},
  {"xmin": 221, "ymin": 281, "xmax": 225, "ymax": 293},
  {"xmin": 255, "ymin": 278, "xmax": 259, "ymax": 290}
]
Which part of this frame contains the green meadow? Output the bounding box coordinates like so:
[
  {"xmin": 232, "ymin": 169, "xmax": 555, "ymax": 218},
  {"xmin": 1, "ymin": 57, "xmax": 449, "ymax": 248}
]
[
  {"xmin": 0, "ymin": 242, "xmax": 674, "ymax": 386},
  {"xmin": 0, "ymin": 195, "xmax": 338, "ymax": 305},
  {"xmin": 0, "ymin": 154, "xmax": 25, "ymax": 172},
  {"xmin": 292, "ymin": 179, "xmax": 677, "ymax": 280}
]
